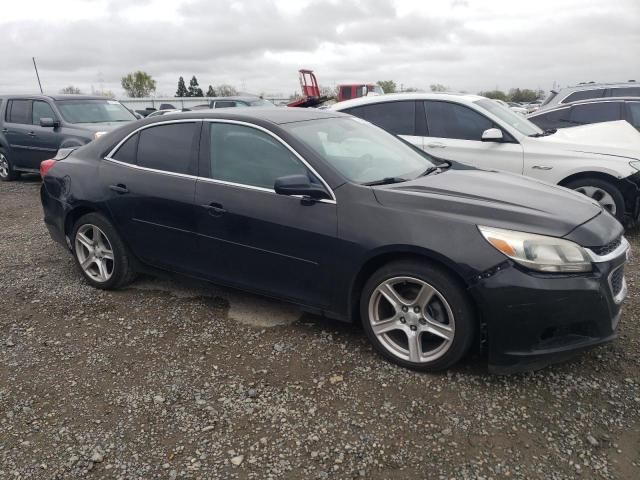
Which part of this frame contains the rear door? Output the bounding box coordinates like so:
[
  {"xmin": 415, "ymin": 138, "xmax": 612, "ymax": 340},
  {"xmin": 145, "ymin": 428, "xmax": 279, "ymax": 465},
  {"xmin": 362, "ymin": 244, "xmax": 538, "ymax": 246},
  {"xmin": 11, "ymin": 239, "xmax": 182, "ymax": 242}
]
[
  {"xmin": 422, "ymin": 100, "xmax": 524, "ymax": 173},
  {"xmin": 3, "ymin": 99, "xmax": 35, "ymax": 169},
  {"xmin": 101, "ymin": 121, "xmax": 201, "ymax": 273},
  {"xmin": 193, "ymin": 120, "xmax": 338, "ymax": 307},
  {"xmin": 343, "ymin": 100, "xmax": 424, "ymax": 149}
]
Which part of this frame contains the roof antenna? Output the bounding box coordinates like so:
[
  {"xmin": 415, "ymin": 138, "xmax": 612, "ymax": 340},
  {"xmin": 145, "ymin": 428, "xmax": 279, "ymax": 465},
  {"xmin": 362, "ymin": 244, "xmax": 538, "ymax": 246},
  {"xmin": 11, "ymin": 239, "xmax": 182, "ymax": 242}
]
[{"xmin": 32, "ymin": 57, "xmax": 43, "ymax": 93}]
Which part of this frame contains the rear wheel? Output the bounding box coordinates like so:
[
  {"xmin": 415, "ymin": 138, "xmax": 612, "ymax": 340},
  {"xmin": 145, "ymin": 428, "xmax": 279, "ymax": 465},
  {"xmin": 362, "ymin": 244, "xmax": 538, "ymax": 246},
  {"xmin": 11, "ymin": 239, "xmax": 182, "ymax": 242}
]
[
  {"xmin": 72, "ymin": 213, "xmax": 136, "ymax": 289},
  {"xmin": 564, "ymin": 177, "xmax": 625, "ymax": 222},
  {"xmin": 0, "ymin": 150, "xmax": 20, "ymax": 181},
  {"xmin": 360, "ymin": 260, "xmax": 476, "ymax": 371}
]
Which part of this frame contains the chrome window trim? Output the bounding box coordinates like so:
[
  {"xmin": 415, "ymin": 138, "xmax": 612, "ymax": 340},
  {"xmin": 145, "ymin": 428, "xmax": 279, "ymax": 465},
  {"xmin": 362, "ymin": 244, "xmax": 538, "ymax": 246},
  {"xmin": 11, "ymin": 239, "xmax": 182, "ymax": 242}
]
[
  {"xmin": 587, "ymin": 236, "xmax": 630, "ymax": 263},
  {"xmin": 103, "ymin": 118, "xmax": 337, "ymax": 204}
]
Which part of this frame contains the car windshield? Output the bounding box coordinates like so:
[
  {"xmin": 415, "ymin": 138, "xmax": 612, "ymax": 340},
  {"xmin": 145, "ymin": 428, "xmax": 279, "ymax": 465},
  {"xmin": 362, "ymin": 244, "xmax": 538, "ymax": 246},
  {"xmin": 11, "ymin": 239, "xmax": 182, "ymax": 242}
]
[
  {"xmin": 55, "ymin": 99, "xmax": 137, "ymax": 124},
  {"xmin": 475, "ymin": 98, "xmax": 543, "ymax": 136},
  {"xmin": 248, "ymin": 99, "xmax": 275, "ymax": 107},
  {"xmin": 284, "ymin": 117, "xmax": 435, "ymax": 184}
]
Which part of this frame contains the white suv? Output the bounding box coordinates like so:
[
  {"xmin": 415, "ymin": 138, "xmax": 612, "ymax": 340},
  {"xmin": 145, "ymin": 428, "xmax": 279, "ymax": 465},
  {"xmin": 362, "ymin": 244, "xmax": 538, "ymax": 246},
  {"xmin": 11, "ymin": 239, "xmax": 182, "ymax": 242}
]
[{"xmin": 331, "ymin": 93, "xmax": 640, "ymax": 224}]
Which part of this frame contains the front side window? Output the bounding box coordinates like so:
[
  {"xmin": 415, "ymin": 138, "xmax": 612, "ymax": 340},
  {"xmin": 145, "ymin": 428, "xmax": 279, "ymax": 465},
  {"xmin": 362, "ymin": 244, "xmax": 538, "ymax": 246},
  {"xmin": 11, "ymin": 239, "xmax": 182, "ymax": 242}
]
[
  {"xmin": 284, "ymin": 117, "xmax": 434, "ymax": 184},
  {"xmin": 214, "ymin": 101, "xmax": 237, "ymax": 108},
  {"xmin": 209, "ymin": 123, "xmax": 309, "ymax": 189},
  {"xmin": 340, "ymin": 86, "xmax": 352, "ymax": 100},
  {"xmin": 426, "ymin": 101, "xmax": 493, "ymax": 140},
  {"xmin": 346, "ymin": 101, "xmax": 416, "ymax": 136},
  {"xmin": 563, "ymin": 89, "xmax": 605, "ymax": 103},
  {"xmin": 529, "ymin": 108, "xmax": 571, "ymax": 130},
  {"xmin": 32, "ymin": 101, "xmax": 56, "ymax": 125},
  {"xmin": 7, "ymin": 100, "xmax": 31, "ymax": 124},
  {"xmin": 627, "ymin": 102, "xmax": 640, "ymax": 127},
  {"xmin": 55, "ymin": 99, "xmax": 136, "ymax": 124},
  {"xmin": 569, "ymin": 102, "xmax": 621, "ymax": 125},
  {"xmin": 136, "ymin": 123, "xmax": 197, "ymax": 174}
]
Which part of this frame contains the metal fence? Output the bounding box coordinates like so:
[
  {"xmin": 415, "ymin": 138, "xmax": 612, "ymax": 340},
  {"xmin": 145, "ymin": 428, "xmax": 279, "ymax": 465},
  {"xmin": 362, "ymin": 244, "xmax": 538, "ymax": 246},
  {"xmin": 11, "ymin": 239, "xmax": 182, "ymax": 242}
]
[{"xmin": 116, "ymin": 97, "xmax": 291, "ymax": 110}]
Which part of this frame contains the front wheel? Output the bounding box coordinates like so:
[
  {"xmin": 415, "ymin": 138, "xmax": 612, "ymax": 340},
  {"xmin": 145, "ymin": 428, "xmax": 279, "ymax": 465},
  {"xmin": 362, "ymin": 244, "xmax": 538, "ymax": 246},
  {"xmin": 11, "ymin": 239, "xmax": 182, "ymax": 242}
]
[
  {"xmin": 72, "ymin": 212, "xmax": 136, "ymax": 289},
  {"xmin": 360, "ymin": 260, "xmax": 476, "ymax": 372},
  {"xmin": 564, "ymin": 177, "xmax": 625, "ymax": 223}
]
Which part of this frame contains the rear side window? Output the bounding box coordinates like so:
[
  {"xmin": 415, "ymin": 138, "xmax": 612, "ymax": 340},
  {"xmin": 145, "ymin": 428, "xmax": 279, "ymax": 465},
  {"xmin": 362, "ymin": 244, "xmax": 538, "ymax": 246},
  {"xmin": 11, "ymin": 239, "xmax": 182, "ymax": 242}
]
[
  {"xmin": 345, "ymin": 101, "xmax": 416, "ymax": 136},
  {"xmin": 32, "ymin": 101, "xmax": 57, "ymax": 125},
  {"xmin": 7, "ymin": 100, "xmax": 31, "ymax": 124},
  {"xmin": 425, "ymin": 101, "xmax": 492, "ymax": 140},
  {"xmin": 209, "ymin": 123, "xmax": 308, "ymax": 189},
  {"xmin": 529, "ymin": 107, "xmax": 570, "ymax": 130},
  {"xmin": 136, "ymin": 123, "xmax": 198, "ymax": 174},
  {"xmin": 569, "ymin": 102, "xmax": 621, "ymax": 125},
  {"xmin": 214, "ymin": 101, "xmax": 237, "ymax": 108},
  {"xmin": 563, "ymin": 89, "xmax": 605, "ymax": 103},
  {"xmin": 112, "ymin": 134, "xmax": 139, "ymax": 164},
  {"xmin": 626, "ymin": 102, "xmax": 640, "ymax": 127},
  {"xmin": 609, "ymin": 87, "xmax": 640, "ymax": 97},
  {"xmin": 340, "ymin": 86, "xmax": 352, "ymax": 100}
]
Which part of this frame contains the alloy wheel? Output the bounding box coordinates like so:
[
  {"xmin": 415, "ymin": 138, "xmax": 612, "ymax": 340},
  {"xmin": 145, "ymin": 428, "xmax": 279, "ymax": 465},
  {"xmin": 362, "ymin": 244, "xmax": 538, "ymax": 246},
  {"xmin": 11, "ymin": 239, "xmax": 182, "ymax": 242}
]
[
  {"xmin": 75, "ymin": 224, "xmax": 115, "ymax": 283},
  {"xmin": 0, "ymin": 153, "xmax": 9, "ymax": 179},
  {"xmin": 367, "ymin": 276, "xmax": 455, "ymax": 363},
  {"xmin": 574, "ymin": 186, "xmax": 617, "ymax": 215}
]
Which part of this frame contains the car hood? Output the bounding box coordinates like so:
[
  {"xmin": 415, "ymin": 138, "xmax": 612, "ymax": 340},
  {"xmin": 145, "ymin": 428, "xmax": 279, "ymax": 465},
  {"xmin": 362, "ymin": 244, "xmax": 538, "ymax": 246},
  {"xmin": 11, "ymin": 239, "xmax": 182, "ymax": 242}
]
[
  {"xmin": 533, "ymin": 120, "xmax": 640, "ymax": 158},
  {"xmin": 373, "ymin": 168, "xmax": 603, "ymax": 239}
]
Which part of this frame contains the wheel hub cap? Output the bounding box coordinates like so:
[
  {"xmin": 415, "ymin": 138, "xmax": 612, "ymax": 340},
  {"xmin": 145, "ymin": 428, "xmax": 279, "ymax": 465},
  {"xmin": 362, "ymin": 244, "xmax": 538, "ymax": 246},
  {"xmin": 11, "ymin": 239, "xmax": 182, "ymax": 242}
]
[
  {"xmin": 574, "ymin": 186, "xmax": 617, "ymax": 215},
  {"xmin": 74, "ymin": 224, "xmax": 114, "ymax": 283}
]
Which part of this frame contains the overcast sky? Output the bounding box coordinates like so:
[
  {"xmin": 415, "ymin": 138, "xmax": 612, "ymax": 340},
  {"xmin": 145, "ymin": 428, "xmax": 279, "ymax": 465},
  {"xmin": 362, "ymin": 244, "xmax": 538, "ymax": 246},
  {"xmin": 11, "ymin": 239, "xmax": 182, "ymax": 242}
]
[{"xmin": 1, "ymin": 0, "xmax": 638, "ymax": 98}]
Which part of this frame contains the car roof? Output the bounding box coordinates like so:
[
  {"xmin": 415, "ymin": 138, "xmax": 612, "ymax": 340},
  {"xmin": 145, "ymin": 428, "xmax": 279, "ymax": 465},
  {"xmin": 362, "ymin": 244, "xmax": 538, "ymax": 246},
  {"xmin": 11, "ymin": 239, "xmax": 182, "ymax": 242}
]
[
  {"xmin": 331, "ymin": 92, "xmax": 484, "ymax": 110},
  {"xmin": 529, "ymin": 96, "xmax": 640, "ymax": 116},
  {"xmin": 210, "ymin": 96, "xmax": 266, "ymax": 102},
  {"xmin": 0, "ymin": 94, "xmax": 113, "ymax": 101},
  {"xmin": 555, "ymin": 82, "xmax": 638, "ymax": 93}
]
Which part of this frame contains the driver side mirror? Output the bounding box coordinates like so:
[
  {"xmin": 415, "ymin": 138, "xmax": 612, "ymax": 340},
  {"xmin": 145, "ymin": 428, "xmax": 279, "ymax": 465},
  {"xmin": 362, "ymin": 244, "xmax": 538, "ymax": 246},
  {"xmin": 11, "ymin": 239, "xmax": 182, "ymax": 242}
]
[
  {"xmin": 274, "ymin": 174, "xmax": 329, "ymax": 201},
  {"xmin": 481, "ymin": 128, "xmax": 503, "ymax": 142},
  {"xmin": 40, "ymin": 117, "xmax": 60, "ymax": 128}
]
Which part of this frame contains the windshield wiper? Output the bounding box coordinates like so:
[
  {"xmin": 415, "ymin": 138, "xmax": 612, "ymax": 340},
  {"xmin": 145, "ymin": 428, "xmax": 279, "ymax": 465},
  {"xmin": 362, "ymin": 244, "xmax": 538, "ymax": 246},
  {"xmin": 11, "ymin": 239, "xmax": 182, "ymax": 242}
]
[
  {"xmin": 418, "ymin": 160, "xmax": 453, "ymax": 177},
  {"xmin": 363, "ymin": 177, "xmax": 408, "ymax": 186},
  {"xmin": 529, "ymin": 129, "xmax": 557, "ymax": 137}
]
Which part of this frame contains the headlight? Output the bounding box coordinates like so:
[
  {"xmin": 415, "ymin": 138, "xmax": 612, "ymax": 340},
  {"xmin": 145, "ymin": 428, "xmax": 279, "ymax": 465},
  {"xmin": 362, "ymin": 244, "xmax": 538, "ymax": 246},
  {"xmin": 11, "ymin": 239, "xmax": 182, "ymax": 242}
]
[
  {"xmin": 478, "ymin": 226, "xmax": 592, "ymax": 273},
  {"xmin": 94, "ymin": 131, "xmax": 108, "ymax": 140}
]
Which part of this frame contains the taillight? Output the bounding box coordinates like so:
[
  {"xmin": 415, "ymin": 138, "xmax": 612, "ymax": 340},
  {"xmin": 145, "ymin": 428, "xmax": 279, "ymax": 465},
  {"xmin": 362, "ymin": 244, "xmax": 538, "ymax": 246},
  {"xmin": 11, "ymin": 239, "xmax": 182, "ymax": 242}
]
[{"xmin": 40, "ymin": 159, "xmax": 57, "ymax": 178}]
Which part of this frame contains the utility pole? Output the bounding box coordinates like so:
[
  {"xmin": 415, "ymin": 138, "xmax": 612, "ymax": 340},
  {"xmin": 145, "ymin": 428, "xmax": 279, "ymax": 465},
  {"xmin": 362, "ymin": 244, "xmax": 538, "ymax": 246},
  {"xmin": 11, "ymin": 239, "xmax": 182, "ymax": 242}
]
[{"xmin": 32, "ymin": 57, "xmax": 43, "ymax": 93}]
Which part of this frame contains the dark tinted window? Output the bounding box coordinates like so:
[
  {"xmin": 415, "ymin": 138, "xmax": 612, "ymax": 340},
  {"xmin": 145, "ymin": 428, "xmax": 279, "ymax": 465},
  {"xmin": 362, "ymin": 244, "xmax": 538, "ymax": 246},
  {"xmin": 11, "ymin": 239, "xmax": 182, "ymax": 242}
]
[
  {"xmin": 112, "ymin": 134, "xmax": 139, "ymax": 164},
  {"xmin": 609, "ymin": 87, "xmax": 640, "ymax": 97},
  {"xmin": 569, "ymin": 102, "xmax": 621, "ymax": 125},
  {"xmin": 32, "ymin": 101, "xmax": 56, "ymax": 125},
  {"xmin": 529, "ymin": 107, "xmax": 571, "ymax": 130},
  {"xmin": 340, "ymin": 86, "xmax": 352, "ymax": 100},
  {"xmin": 345, "ymin": 101, "xmax": 415, "ymax": 136},
  {"xmin": 626, "ymin": 102, "xmax": 640, "ymax": 127},
  {"xmin": 214, "ymin": 101, "xmax": 237, "ymax": 108},
  {"xmin": 7, "ymin": 100, "xmax": 31, "ymax": 124},
  {"xmin": 563, "ymin": 89, "xmax": 605, "ymax": 103},
  {"xmin": 209, "ymin": 123, "xmax": 308, "ymax": 189},
  {"xmin": 137, "ymin": 123, "xmax": 197, "ymax": 174},
  {"xmin": 425, "ymin": 101, "xmax": 492, "ymax": 140}
]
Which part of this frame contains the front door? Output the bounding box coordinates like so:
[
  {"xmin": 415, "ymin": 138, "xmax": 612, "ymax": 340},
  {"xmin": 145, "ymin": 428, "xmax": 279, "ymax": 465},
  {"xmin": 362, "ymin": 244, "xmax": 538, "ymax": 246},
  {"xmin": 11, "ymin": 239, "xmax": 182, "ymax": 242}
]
[
  {"xmin": 422, "ymin": 100, "xmax": 524, "ymax": 174},
  {"xmin": 28, "ymin": 100, "xmax": 61, "ymax": 167},
  {"xmin": 193, "ymin": 121, "xmax": 338, "ymax": 307},
  {"xmin": 101, "ymin": 121, "xmax": 201, "ymax": 273}
]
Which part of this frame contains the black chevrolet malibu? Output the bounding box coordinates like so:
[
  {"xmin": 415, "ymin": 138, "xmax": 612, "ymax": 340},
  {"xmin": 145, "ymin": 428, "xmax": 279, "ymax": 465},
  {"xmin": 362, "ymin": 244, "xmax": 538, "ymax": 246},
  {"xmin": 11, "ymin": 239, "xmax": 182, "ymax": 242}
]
[{"xmin": 40, "ymin": 108, "xmax": 629, "ymax": 373}]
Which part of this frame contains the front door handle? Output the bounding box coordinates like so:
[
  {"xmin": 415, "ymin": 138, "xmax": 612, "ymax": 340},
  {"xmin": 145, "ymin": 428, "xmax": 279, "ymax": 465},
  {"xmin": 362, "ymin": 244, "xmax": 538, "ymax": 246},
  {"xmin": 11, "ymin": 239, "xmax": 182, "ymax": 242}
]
[
  {"xmin": 1, "ymin": 128, "xmax": 8, "ymax": 134},
  {"xmin": 109, "ymin": 184, "xmax": 129, "ymax": 194},
  {"xmin": 532, "ymin": 165, "xmax": 553, "ymax": 170},
  {"xmin": 28, "ymin": 131, "xmax": 37, "ymax": 137},
  {"xmin": 204, "ymin": 202, "xmax": 227, "ymax": 217},
  {"xmin": 426, "ymin": 142, "xmax": 446, "ymax": 149}
]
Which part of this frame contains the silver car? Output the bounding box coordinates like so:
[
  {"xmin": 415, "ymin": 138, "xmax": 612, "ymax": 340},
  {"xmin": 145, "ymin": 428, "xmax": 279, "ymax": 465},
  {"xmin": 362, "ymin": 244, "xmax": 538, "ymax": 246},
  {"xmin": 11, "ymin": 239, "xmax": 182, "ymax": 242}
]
[{"xmin": 539, "ymin": 81, "xmax": 640, "ymax": 112}]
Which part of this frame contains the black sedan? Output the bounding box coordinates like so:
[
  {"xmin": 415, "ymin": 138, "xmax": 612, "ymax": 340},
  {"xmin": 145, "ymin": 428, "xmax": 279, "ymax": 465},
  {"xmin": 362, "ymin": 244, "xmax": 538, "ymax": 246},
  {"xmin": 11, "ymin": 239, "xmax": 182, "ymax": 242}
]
[{"xmin": 40, "ymin": 108, "xmax": 629, "ymax": 373}]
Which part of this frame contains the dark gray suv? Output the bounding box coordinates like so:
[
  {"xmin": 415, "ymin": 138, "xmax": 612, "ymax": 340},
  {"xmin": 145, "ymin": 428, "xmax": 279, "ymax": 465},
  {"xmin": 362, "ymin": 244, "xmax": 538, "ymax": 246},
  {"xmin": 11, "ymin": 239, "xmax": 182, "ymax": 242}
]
[{"xmin": 0, "ymin": 95, "xmax": 136, "ymax": 181}]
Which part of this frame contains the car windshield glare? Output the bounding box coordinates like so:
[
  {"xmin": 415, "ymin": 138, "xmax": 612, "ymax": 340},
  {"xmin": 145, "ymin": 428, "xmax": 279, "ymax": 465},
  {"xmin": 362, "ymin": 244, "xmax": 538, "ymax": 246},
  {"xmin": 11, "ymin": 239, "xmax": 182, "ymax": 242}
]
[
  {"xmin": 284, "ymin": 117, "xmax": 435, "ymax": 184},
  {"xmin": 55, "ymin": 99, "xmax": 136, "ymax": 124},
  {"xmin": 475, "ymin": 98, "xmax": 543, "ymax": 136}
]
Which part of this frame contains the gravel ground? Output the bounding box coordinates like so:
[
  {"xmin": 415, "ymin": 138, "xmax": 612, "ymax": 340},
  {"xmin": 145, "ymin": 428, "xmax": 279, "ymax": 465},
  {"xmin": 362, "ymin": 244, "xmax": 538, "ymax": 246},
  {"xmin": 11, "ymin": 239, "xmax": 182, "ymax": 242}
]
[{"xmin": 1, "ymin": 178, "xmax": 639, "ymax": 480}]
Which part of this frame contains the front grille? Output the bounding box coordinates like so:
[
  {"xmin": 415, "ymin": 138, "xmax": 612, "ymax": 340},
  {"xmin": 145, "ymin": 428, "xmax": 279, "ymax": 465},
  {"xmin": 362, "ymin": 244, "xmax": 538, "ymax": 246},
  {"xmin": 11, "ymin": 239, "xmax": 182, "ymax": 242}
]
[
  {"xmin": 591, "ymin": 236, "xmax": 622, "ymax": 256},
  {"xmin": 610, "ymin": 266, "xmax": 624, "ymax": 297}
]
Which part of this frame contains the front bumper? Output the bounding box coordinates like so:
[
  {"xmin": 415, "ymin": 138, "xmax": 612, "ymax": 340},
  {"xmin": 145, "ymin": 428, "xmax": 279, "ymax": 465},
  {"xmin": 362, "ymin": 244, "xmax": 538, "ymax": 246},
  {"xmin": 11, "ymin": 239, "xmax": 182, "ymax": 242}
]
[{"xmin": 470, "ymin": 239, "xmax": 629, "ymax": 374}]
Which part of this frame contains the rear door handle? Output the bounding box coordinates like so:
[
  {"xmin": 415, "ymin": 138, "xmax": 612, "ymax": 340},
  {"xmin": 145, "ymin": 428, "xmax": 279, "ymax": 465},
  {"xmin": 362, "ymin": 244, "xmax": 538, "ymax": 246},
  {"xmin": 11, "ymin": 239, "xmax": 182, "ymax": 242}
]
[
  {"xmin": 204, "ymin": 202, "xmax": 227, "ymax": 217},
  {"xmin": 426, "ymin": 142, "xmax": 446, "ymax": 149},
  {"xmin": 28, "ymin": 131, "xmax": 37, "ymax": 137},
  {"xmin": 1, "ymin": 128, "xmax": 8, "ymax": 134},
  {"xmin": 109, "ymin": 184, "xmax": 129, "ymax": 194}
]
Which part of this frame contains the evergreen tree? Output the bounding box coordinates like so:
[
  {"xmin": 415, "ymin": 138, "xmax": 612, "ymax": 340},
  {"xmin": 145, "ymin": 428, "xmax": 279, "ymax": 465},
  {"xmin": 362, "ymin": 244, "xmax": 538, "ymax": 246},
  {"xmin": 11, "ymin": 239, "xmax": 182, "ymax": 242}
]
[
  {"xmin": 206, "ymin": 85, "xmax": 216, "ymax": 97},
  {"xmin": 188, "ymin": 76, "xmax": 204, "ymax": 97},
  {"xmin": 175, "ymin": 76, "xmax": 188, "ymax": 97}
]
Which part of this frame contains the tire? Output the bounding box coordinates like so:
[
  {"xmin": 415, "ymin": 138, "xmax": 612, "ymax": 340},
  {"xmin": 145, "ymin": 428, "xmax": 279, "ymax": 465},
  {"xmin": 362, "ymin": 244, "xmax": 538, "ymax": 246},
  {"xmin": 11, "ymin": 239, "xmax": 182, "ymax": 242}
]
[
  {"xmin": 0, "ymin": 149, "xmax": 20, "ymax": 182},
  {"xmin": 564, "ymin": 177, "xmax": 625, "ymax": 223},
  {"xmin": 360, "ymin": 259, "xmax": 476, "ymax": 372},
  {"xmin": 71, "ymin": 212, "xmax": 136, "ymax": 289}
]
